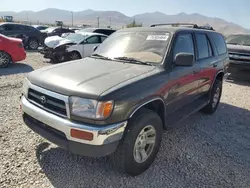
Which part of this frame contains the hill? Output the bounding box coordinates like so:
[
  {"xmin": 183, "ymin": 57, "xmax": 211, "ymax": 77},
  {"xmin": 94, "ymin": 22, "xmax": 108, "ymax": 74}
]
[{"xmin": 1, "ymin": 9, "xmax": 249, "ymax": 35}]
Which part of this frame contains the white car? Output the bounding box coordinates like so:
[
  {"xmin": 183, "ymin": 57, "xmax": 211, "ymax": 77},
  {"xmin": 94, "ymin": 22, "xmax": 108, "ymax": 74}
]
[{"xmin": 42, "ymin": 32, "xmax": 108, "ymax": 62}]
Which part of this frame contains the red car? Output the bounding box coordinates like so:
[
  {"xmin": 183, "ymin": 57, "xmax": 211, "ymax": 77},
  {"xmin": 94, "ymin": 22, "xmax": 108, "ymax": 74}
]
[{"xmin": 0, "ymin": 34, "xmax": 26, "ymax": 68}]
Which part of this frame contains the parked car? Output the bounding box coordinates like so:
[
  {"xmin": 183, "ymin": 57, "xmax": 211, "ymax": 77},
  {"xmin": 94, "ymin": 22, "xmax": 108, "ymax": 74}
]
[
  {"xmin": 21, "ymin": 23, "xmax": 229, "ymax": 176},
  {"xmin": 69, "ymin": 27, "xmax": 80, "ymax": 32},
  {"xmin": 226, "ymin": 34, "xmax": 250, "ymax": 70},
  {"xmin": 33, "ymin": 25, "xmax": 49, "ymax": 31},
  {"xmin": 41, "ymin": 27, "xmax": 75, "ymax": 38},
  {"xmin": 39, "ymin": 32, "xmax": 107, "ymax": 62},
  {"xmin": 0, "ymin": 34, "xmax": 26, "ymax": 68},
  {"xmin": 76, "ymin": 28, "xmax": 116, "ymax": 36},
  {"xmin": 0, "ymin": 22, "xmax": 43, "ymax": 50}
]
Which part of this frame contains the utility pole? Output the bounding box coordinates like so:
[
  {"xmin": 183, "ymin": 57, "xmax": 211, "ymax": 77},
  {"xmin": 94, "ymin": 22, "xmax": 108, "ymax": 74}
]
[
  {"xmin": 97, "ymin": 16, "xmax": 99, "ymax": 28},
  {"xmin": 71, "ymin": 12, "xmax": 73, "ymax": 27},
  {"xmin": 26, "ymin": 13, "xmax": 29, "ymax": 24}
]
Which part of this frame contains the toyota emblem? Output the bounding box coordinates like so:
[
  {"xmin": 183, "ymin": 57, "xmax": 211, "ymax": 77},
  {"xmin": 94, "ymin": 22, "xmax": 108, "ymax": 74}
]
[{"xmin": 40, "ymin": 96, "xmax": 47, "ymax": 104}]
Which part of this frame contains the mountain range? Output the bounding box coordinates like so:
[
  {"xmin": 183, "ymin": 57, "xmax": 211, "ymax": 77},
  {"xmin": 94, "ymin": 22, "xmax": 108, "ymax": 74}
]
[{"xmin": 1, "ymin": 8, "xmax": 249, "ymax": 36}]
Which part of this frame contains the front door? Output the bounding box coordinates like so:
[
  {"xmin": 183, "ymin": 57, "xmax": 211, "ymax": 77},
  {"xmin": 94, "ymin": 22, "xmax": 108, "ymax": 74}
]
[
  {"xmin": 165, "ymin": 32, "xmax": 201, "ymax": 115},
  {"xmin": 83, "ymin": 35, "xmax": 101, "ymax": 57}
]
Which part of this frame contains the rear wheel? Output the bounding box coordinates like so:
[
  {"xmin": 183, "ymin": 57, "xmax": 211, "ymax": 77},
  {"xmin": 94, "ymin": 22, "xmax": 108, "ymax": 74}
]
[
  {"xmin": 28, "ymin": 38, "xmax": 39, "ymax": 50},
  {"xmin": 112, "ymin": 108, "xmax": 163, "ymax": 176},
  {"xmin": 201, "ymin": 79, "xmax": 222, "ymax": 114},
  {"xmin": 0, "ymin": 51, "xmax": 11, "ymax": 68}
]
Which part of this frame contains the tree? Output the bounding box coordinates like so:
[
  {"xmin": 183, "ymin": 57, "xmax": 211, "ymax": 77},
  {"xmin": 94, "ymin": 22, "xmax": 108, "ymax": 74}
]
[{"xmin": 126, "ymin": 19, "xmax": 142, "ymax": 28}]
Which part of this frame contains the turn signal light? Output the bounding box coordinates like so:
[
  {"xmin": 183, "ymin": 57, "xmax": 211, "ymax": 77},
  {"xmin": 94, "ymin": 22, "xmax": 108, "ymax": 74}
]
[{"xmin": 70, "ymin": 129, "xmax": 94, "ymax": 141}]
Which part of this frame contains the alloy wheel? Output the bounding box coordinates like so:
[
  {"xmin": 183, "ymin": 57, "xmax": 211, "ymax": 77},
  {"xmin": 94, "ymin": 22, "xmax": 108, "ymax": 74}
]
[{"xmin": 133, "ymin": 125, "xmax": 156, "ymax": 163}]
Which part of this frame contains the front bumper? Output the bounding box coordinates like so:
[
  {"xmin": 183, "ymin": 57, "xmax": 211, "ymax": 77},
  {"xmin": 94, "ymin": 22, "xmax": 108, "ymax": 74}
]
[
  {"xmin": 21, "ymin": 96, "xmax": 127, "ymax": 157},
  {"xmin": 38, "ymin": 47, "xmax": 68, "ymax": 62},
  {"xmin": 229, "ymin": 60, "xmax": 250, "ymax": 70}
]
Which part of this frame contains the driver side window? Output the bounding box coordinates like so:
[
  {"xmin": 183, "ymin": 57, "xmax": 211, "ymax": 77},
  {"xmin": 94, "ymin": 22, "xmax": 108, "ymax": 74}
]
[
  {"xmin": 173, "ymin": 33, "xmax": 195, "ymax": 59},
  {"xmin": 85, "ymin": 36, "xmax": 100, "ymax": 44}
]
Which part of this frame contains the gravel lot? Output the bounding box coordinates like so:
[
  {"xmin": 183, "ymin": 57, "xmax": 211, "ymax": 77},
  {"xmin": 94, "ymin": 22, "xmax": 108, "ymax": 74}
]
[{"xmin": 0, "ymin": 52, "xmax": 250, "ymax": 188}]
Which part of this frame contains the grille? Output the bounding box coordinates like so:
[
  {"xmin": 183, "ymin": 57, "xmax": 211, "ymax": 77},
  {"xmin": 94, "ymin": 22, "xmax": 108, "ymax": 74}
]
[
  {"xmin": 28, "ymin": 88, "xmax": 67, "ymax": 117},
  {"xmin": 229, "ymin": 53, "xmax": 250, "ymax": 62}
]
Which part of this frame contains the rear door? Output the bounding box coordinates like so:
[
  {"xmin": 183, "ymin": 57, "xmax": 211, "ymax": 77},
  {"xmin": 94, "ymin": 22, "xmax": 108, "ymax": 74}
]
[
  {"xmin": 166, "ymin": 32, "xmax": 201, "ymax": 114},
  {"xmin": 194, "ymin": 32, "xmax": 218, "ymax": 95}
]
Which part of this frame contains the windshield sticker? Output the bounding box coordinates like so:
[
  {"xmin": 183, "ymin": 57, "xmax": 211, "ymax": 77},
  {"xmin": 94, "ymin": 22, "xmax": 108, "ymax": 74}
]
[{"xmin": 146, "ymin": 35, "xmax": 169, "ymax": 41}]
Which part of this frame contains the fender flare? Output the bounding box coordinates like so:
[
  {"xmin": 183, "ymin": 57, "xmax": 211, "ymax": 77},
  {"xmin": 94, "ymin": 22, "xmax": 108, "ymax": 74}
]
[{"xmin": 129, "ymin": 97, "xmax": 166, "ymax": 118}]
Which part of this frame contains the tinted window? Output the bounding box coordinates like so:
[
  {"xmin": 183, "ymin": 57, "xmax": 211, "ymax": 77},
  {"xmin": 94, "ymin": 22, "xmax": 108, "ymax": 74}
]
[
  {"xmin": 3, "ymin": 24, "xmax": 15, "ymax": 31},
  {"xmin": 173, "ymin": 33, "xmax": 194, "ymax": 57},
  {"xmin": 210, "ymin": 33, "xmax": 227, "ymax": 55},
  {"xmin": 86, "ymin": 36, "xmax": 100, "ymax": 44},
  {"xmin": 100, "ymin": 36, "xmax": 107, "ymax": 42},
  {"xmin": 207, "ymin": 38, "xmax": 213, "ymax": 57},
  {"xmin": 195, "ymin": 33, "xmax": 210, "ymax": 59}
]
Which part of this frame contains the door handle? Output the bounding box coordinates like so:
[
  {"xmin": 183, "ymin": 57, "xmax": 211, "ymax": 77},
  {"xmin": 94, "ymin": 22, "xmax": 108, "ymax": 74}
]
[{"xmin": 212, "ymin": 63, "xmax": 217, "ymax": 67}]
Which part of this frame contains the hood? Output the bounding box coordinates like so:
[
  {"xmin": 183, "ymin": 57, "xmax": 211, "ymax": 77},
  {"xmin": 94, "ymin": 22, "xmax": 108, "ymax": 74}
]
[
  {"xmin": 44, "ymin": 36, "xmax": 74, "ymax": 48},
  {"xmin": 27, "ymin": 57, "xmax": 156, "ymax": 99},
  {"xmin": 227, "ymin": 44, "xmax": 250, "ymax": 54}
]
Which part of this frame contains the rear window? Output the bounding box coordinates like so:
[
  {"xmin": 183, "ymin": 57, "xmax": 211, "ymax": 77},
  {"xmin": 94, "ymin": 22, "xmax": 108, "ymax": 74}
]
[{"xmin": 210, "ymin": 33, "xmax": 227, "ymax": 55}]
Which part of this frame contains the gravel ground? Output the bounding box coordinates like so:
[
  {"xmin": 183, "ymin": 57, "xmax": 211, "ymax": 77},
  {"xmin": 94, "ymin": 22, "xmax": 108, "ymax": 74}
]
[{"xmin": 0, "ymin": 52, "xmax": 250, "ymax": 188}]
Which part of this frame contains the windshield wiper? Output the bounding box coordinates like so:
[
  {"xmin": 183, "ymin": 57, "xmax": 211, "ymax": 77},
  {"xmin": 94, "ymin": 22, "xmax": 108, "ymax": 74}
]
[
  {"xmin": 114, "ymin": 57, "xmax": 153, "ymax": 66},
  {"xmin": 91, "ymin": 54, "xmax": 113, "ymax": 60}
]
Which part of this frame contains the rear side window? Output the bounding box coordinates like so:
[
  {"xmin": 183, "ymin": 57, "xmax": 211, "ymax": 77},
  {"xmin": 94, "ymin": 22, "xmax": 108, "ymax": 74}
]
[
  {"xmin": 210, "ymin": 33, "xmax": 227, "ymax": 55},
  {"xmin": 195, "ymin": 33, "xmax": 213, "ymax": 59},
  {"xmin": 173, "ymin": 33, "xmax": 195, "ymax": 57}
]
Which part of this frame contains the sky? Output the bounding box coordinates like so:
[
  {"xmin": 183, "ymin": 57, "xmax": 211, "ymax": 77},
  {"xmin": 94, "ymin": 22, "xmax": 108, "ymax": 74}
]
[{"xmin": 1, "ymin": 0, "xmax": 250, "ymax": 28}]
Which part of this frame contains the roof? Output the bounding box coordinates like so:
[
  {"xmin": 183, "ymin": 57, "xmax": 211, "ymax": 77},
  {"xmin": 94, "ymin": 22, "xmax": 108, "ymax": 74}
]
[
  {"xmin": 78, "ymin": 27, "xmax": 116, "ymax": 32},
  {"xmin": 117, "ymin": 26, "xmax": 217, "ymax": 34},
  {"xmin": 77, "ymin": 31, "xmax": 108, "ymax": 37}
]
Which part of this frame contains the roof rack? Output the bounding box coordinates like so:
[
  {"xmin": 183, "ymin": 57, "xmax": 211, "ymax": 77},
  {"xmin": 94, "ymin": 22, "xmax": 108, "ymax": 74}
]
[{"xmin": 150, "ymin": 23, "xmax": 215, "ymax": 31}]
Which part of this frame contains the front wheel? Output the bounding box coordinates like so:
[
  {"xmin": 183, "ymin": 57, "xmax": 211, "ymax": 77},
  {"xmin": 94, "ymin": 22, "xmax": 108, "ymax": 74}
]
[
  {"xmin": 201, "ymin": 79, "xmax": 222, "ymax": 114},
  {"xmin": 112, "ymin": 108, "xmax": 163, "ymax": 176},
  {"xmin": 70, "ymin": 51, "xmax": 81, "ymax": 61}
]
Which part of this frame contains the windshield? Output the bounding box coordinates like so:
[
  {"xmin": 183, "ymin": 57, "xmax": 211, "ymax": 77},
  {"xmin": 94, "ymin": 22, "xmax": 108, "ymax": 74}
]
[
  {"xmin": 64, "ymin": 33, "xmax": 88, "ymax": 43},
  {"xmin": 93, "ymin": 31, "xmax": 170, "ymax": 64},
  {"xmin": 45, "ymin": 27, "xmax": 56, "ymax": 32},
  {"xmin": 226, "ymin": 35, "xmax": 250, "ymax": 46}
]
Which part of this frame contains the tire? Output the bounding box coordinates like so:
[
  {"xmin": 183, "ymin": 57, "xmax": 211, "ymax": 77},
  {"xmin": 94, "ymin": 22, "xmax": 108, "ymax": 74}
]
[
  {"xmin": 201, "ymin": 79, "xmax": 222, "ymax": 114},
  {"xmin": 112, "ymin": 108, "xmax": 163, "ymax": 176},
  {"xmin": 0, "ymin": 51, "xmax": 11, "ymax": 68},
  {"xmin": 70, "ymin": 51, "xmax": 81, "ymax": 61},
  {"xmin": 28, "ymin": 38, "xmax": 39, "ymax": 50}
]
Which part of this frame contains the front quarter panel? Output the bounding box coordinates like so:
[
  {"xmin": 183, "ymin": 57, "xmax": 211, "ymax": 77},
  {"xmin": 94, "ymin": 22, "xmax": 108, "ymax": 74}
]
[{"xmin": 97, "ymin": 70, "xmax": 169, "ymax": 125}]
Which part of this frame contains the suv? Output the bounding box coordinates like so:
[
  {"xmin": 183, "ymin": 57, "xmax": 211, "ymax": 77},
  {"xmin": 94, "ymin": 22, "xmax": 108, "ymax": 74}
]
[
  {"xmin": 21, "ymin": 23, "xmax": 229, "ymax": 176},
  {"xmin": 226, "ymin": 34, "xmax": 250, "ymax": 70},
  {"xmin": 0, "ymin": 22, "xmax": 43, "ymax": 50}
]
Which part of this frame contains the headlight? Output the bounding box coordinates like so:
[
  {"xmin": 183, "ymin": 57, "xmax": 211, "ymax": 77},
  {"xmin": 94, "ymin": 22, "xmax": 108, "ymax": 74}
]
[
  {"xmin": 70, "ymin": 97, "xmax": 114, "ymax": 119},
  {"xmin": 22, "ymin": 77, "xmax": 29, "ymax": 98}
]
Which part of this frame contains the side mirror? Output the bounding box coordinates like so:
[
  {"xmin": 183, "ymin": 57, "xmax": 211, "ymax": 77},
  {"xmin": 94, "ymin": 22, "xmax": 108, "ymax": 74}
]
[
  {"xmin": 174, "ymin": 53, "xmax": 194, "ymax": 66},
  {"xmin": 93, "ymin": 46, "xmax": 98, "ymax": 52}
]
